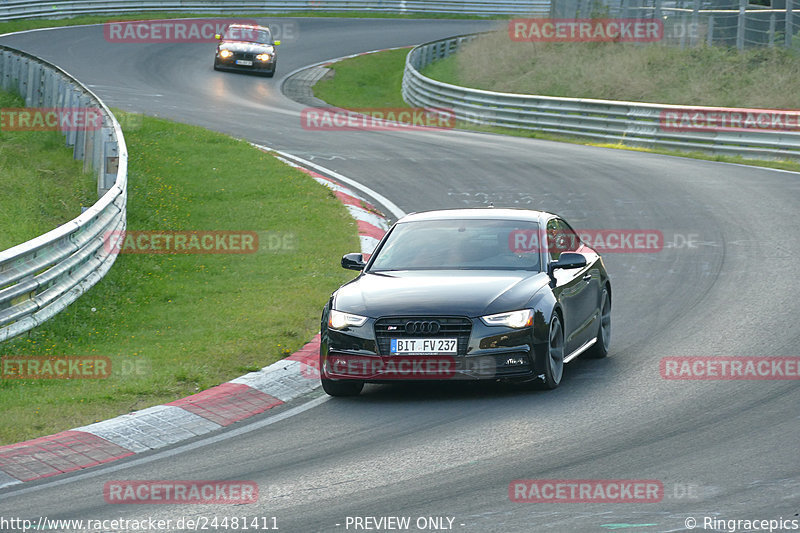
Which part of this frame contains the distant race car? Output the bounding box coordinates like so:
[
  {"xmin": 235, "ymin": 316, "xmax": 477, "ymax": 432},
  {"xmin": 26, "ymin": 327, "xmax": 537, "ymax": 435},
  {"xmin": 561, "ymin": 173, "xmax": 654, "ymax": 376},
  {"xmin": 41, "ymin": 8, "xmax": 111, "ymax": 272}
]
[
  {"xmin": 319, "ymin": 208, "xmax": 612, "ymax": 396},
  {"xmin": 213, "ymin": 23, "xmax": 280, "ymax": 77}
]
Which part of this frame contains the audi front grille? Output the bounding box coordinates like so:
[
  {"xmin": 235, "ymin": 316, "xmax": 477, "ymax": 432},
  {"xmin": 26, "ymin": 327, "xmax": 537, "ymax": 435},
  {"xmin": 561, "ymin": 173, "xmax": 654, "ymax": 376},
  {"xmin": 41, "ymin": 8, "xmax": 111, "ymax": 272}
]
[{"xmin": 374, "ymin": 317, "xmax": 472, "ymax": 356}]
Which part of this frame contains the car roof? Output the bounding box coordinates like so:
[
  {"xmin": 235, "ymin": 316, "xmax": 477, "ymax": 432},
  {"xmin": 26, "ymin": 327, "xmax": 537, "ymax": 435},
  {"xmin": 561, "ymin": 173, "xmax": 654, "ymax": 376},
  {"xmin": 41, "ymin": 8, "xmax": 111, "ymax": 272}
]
[
  {"xmin": 225, "ymin": 23, "xmax": 270, "ymax": 32},
  {"xmin": 396, "ymin": 208, "xmax": 553, "ymax": 224}
]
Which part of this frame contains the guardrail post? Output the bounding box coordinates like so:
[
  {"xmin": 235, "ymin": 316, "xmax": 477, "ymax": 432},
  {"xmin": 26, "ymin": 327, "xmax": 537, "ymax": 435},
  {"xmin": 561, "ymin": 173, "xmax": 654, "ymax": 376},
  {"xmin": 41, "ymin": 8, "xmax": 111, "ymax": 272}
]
[
  {"xmin": 737, "ymin": 0, "xmax": 746, "ymax": 50},
  {"xmin": 680, "ymin": 12, "xmax": 687, "ymax": 49},
  {"xmin": 32, "ymin": 64, "xmax": 43, "ymax": 107},
  {"xmin": 769, "ymin": 13, "xmax": 776, "ymax": 47},
  {"xmin": 74, "ymin": 96, "xmax": 88, "ymax": 162},
  {"xmin": 93, "ymin": 120, "xmax": 104, "ymax": 183},
  {"xmin": 0, "ymin": 52, "xmax": 8, "ymax": 91},
  {"xmin": 707, "ymin": 15, "xmax": 715, "ymax": 46},
  {"xmin": 11, "ymin": 54, "xmax": 20, "ymax": 94},
  {"xmin": 787, "ymin": 0, "xmax": 794, "ymax": 48},
  {"xmin": 84, "ymin": 121, "xmax": 95, "ymax": 174},
  {"xmin": 65, "ymin": 89, "xmax": 78, "ymax": 148},
  {"xmin": 691, "ymin": 0, "xmax": 700, "ymax": 47},
  {"xmin": 102, "ymin": 131, "xmax": 118, "ymax": 197},
  {"xmin": 48, "ymin": 71, "xmax": 59, "ymax": 107},
  {"xmin": 20, "ymin": 58, "xmax": 29, "ymax": 103},
  {"xmin": 26, "ymin": 60, "xmax": 37, "ymax": 105}
]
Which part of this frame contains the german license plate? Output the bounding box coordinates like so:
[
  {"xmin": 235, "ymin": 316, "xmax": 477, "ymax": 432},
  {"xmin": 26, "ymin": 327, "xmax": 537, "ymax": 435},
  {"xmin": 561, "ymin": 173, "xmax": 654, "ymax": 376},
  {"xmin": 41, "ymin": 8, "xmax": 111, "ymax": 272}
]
[
  {"xmin": 390, "ymin": 338, "xmax": 457, "ymax": 355},
  {"xmin": 236, "ymin": 60, "xmax": 253, "ymax": 66}
]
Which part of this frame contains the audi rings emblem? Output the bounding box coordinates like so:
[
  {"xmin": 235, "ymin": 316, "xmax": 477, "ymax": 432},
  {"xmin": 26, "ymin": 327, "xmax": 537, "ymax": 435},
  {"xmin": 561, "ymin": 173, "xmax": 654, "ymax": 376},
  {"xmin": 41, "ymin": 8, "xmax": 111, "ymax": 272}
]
[{"xmin": 405, "ymin": 320, "xmax": 440, "ymax": 334}]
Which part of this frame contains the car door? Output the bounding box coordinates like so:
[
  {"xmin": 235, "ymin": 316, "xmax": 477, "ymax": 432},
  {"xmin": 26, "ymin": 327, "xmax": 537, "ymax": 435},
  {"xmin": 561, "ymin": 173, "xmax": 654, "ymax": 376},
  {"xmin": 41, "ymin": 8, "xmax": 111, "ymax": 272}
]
[{"xmin": 547, "ymin": 218, "xmax": 600, "ymax": 354}]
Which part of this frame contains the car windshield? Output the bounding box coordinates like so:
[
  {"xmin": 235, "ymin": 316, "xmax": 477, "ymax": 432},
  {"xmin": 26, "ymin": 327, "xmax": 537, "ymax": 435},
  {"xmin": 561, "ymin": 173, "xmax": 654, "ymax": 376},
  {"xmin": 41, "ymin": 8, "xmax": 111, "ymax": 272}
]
[
  {"xmin": 224, "ymin": 27, "xmax": 271, "ymax": 44},
  {"xmin": 369, "ymin": 218, "xmax": 542, "ymax": 271}
]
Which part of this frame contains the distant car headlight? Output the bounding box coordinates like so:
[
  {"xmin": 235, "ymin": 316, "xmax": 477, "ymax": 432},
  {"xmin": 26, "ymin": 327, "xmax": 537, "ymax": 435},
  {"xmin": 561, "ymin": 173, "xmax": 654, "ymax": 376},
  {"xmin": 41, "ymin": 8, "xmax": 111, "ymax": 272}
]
[
  {"xmin": 480, "ymin": 309, "xmax": 534, "ymax": 329},
  {"xmin": 219, "ymin": 49, "xmax": 233, "ymax": 59},
  {"xmin": 256, "ymin": 53, "xmax": 271, "ymax": 61},
  {"xmin": 329, "ymin": 310, "xmax": 368, "ymax": 330}
]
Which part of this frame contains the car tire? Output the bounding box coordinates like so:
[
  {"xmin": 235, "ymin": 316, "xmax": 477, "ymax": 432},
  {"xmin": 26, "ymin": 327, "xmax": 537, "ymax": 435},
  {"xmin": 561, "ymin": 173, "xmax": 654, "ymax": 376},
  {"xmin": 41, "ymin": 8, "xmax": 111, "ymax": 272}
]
[
  {"xmin": 539, "ymin": 312, "xmax": 565, "ymax": 389},
  {"xmin": 263, "ymin": 70, "xmax": 275, "ymax": 78},
  {"xmin": 584, "ymin": 286, "xmax": 611, "ymax": 359},
  {"xmin": 321, "ymin": 378, "xmax": 364, "ymax": 397}
]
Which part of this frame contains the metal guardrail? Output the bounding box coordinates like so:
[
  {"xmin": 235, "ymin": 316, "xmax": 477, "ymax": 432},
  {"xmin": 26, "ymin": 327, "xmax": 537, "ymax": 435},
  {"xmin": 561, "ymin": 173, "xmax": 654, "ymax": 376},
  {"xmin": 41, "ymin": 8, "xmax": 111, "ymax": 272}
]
[
  {"xmin": 0, "ymin": 46, "xmax": 127, "ymax": 342},
  {"xmin": 402, "ymin": 34, "xmax": 800, "ymax": 161},
  {"xmin": 0, "ymin": 0, "xmax": 551, "ymax": 19}
]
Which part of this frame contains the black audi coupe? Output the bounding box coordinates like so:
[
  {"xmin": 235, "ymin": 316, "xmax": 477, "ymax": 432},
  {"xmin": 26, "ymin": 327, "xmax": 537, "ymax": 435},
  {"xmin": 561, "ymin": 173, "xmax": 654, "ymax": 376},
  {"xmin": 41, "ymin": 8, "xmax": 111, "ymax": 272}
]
[
  {"xmin": 319, "ymin": 208, "xmax": 611, "ymax": 396},
  {"xmin": 213, "ymin": 24, "xmax": 280, "ymax": 77}
]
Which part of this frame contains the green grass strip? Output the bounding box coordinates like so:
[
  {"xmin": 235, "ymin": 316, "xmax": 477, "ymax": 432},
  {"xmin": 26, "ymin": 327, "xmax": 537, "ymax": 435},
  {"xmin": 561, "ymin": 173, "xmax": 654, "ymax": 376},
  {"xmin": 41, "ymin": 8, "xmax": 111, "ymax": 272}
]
[
  {"xmin": 0, "ymin": 91, "xmax": 95, "ymax": 251},
  {"xmin": 0, "ymin": 111, "xmax": 359, "ymax": 445}
]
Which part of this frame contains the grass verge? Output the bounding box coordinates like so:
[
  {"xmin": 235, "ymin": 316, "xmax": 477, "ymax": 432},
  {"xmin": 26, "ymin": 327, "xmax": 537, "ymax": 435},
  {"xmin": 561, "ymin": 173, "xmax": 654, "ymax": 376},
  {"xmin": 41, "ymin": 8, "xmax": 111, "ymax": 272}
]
[
  {"xmin": 312, "ymin": 46, "xmax": 800, "ymax": 172},
  {"xmin": 0, "ymin": 111, "xmax": 359, "ymax": 445},
  {"xmin": 0, "ymin": 91, "xmax": 95, "ymax": 251},
  {"xmin": 424, "ymin": 32, "xmax": 800, "ymax": 109}
]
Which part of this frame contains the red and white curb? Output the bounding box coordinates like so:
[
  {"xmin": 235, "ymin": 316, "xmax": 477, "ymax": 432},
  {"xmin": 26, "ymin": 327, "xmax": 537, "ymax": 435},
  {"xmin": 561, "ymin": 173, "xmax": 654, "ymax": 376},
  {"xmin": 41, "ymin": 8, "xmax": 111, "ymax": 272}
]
[{"xmin": 0, "ymin": 154, "xmax": 389, "ymax": 489}]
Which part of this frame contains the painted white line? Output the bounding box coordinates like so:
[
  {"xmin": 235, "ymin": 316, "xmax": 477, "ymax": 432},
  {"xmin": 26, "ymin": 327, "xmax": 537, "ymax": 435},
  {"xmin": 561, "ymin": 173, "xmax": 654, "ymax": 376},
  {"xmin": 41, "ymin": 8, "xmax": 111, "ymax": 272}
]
[
  {"xmin": 255, "ymin": 143, "xmax": 406, "ymax": 220},
  {"xmin": 346, "ymin": 205, "xmax": 389, "ymax": 231},
  {"xmin": 0, "ymin": 471, "xmax": 21, "ymax": 490}
]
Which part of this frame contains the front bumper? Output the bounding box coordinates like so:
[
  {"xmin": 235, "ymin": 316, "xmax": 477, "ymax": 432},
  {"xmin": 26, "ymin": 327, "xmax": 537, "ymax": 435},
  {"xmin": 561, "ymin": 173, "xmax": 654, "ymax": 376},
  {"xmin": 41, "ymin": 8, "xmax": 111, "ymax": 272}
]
[
  {"xmin": 321, "ymin": 316, "xmax": 543, "ymax": 382},
  {"xmin": 214, "ymin": 55, "xmax": 276, "ymax": 74}
]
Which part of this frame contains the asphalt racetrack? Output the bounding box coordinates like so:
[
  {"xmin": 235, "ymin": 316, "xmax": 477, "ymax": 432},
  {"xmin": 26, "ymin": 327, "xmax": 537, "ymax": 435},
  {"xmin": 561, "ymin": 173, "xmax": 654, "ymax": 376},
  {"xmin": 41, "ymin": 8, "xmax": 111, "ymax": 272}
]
[{"xmin": 1, "ymin": 17, "xmax": 799, "ymax": 532}]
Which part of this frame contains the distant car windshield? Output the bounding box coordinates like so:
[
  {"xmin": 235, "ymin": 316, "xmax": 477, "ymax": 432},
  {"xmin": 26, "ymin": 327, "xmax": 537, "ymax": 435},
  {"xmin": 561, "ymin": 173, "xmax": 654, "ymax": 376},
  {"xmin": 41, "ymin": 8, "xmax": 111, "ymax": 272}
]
[
  {"xmin": 369, "ymin": 219, "xmax": 542, "ymax": 271},
  {"xmin": 224, "ymin": 27, "xmax": 271, "ymax": 44}
]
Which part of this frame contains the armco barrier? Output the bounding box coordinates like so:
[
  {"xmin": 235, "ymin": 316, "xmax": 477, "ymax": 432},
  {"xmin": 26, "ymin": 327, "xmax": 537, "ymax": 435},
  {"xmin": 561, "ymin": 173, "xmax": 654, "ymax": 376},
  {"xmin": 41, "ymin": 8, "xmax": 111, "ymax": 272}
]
[
  {"xmin": 0, "ymin": 46, "xmax": 127, "ymax": 342},
  {"xmin": 402, "ymin": 34, "xmax": 800, "ymax": 161},
  {"xmin": 0, "ymin": 0, "xmax": 551, "ymax": 19}
]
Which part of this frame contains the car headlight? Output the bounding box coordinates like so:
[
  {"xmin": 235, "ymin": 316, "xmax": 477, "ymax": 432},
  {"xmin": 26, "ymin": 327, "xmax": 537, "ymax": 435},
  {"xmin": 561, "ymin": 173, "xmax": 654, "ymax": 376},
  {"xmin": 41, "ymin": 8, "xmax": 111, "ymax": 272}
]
[
  {"xmin": 219, "ymin": 49, "xmax": 233, "ymax": 59},
  {"xmin": 480, "ymin": 309, "xmax": 534, "ymax": 328},
  {"xmin": 328, "ymin": 310, "xmax": 368, "ymax": 330},
  {"xmin": 256, "ymin": 53, "xmax": 271, "ymax": 61}
]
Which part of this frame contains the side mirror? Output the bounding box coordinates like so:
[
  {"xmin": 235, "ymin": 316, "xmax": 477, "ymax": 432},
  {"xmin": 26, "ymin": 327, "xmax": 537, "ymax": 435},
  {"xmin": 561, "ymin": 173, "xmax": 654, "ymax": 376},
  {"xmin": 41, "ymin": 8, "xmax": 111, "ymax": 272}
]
[
  {"xmin": 273, "ymin": 40, "xmax": 281, "ymax": 46},
  {"xmin": 341, "ymin": 253, "xmax": 366, "ymax": 271},
  {"xmin": 547, "ymin": 252, "xmax": 587, "ymax": 277},
  {"xmin": 214, "ymin": 34, "xmax": 222, "ymax": 40}
]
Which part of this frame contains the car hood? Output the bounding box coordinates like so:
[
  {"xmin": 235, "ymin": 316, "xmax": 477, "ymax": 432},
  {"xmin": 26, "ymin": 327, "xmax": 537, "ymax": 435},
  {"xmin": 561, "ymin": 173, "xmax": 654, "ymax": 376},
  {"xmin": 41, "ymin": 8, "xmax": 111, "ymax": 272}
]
[
  {"xmin": 219, "ymin": 41, "xmax": 274, "ymax": 53},
  {"xmin": 333, "ymin": 270, "xmax": 550, "ymax": 318}
]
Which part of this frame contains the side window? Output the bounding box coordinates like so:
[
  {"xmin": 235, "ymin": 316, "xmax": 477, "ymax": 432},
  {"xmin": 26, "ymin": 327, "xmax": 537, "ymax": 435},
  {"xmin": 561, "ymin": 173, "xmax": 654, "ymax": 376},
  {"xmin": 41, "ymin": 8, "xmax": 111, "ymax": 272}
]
[
  {"xmin": 547, "ymin": 218, "xmax": 580, "ymax": 262},
  {"xmin": 556, "ymin": 220, "xmax": 582, "ymax": 253},
  {"xmin": 546, "ymin": 218, "xmax": 561, "ymax": 261}
]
